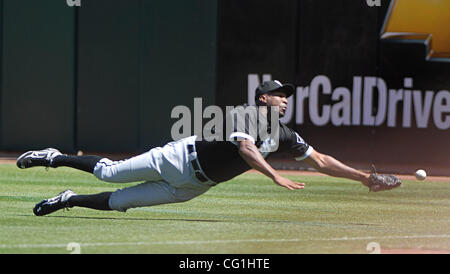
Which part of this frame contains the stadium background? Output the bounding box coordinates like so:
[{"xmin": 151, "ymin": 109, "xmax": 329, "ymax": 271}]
[{"xmin": 0, "ymin": 0, "xmax": 448, "ymax": 175}]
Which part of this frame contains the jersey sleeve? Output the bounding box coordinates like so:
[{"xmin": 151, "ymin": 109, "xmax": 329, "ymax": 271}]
[
  {"xmin": 287, "ymin": 129, "xmax": 314, "ymax": 161},
  {"xmin": 226, "ymin": 105, "xmax": 259, "ymax": 144}
]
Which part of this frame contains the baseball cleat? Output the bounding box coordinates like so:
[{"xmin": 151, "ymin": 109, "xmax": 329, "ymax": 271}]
[
  {"xmin": 33, "ymin": 190, "xmax": 76, "ymax": 216},
  {"xmin": 16, "ymin": 148, "xmax": 63, "ymax": 169}
]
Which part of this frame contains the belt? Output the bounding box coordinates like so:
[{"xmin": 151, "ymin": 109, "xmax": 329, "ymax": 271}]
[{"xmin": 187, "ymin": 144, "xmax": 216, "ymax": 186}]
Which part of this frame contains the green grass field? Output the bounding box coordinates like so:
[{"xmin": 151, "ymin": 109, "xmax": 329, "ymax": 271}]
[{"xmin": 1, "ymin": 164, "xmax": 449, "ymax": 254}]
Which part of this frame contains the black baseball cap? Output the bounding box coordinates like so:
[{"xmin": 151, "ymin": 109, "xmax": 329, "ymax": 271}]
[{"xmin": 255, "ymin": 80, "xmax": 295, "ymax": 103}]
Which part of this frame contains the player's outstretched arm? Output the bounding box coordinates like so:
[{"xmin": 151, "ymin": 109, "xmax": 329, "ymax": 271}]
[
  {"xmin": 303, "ymin": 150, "xmax": 370, "ymax": 188},
  {"xmin": 237, "ymin": 139, "xmax": 305, "ymax": 190}
]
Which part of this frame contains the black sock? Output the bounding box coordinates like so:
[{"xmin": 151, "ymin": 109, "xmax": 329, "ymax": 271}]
[
  {"xmin": 51, "ymin": 155, "xmax": 103, "ymax": 173},
  {"xmin": 68, "ymin": 192, "xmax": 113, "ymax": 211}
]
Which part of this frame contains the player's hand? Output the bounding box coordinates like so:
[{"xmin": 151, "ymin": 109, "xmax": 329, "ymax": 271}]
[{"xmin": 273, "ymin": 175, "xmax": 305, "ymax": 190}]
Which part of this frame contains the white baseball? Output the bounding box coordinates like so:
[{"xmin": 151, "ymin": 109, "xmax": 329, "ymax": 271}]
[{"xmin": 415, "ymin": 169, "xmax": 427, "ymax": 181}]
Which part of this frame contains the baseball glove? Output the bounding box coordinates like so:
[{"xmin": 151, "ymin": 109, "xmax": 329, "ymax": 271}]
[{"xmin": 368, "ymin": 165, "xmax": 402, "ymax": 192}]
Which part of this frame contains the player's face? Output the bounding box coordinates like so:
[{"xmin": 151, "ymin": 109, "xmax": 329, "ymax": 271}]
[{"xmin": 263, "ymin": 92, "xmax": 288, "ymax": 117}]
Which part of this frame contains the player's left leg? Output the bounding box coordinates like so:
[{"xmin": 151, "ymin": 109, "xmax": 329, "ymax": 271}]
[
  {"xmin": 33, "ymin": 190, "xmax": 113, "ymax": 216},
  {"xmin": 33, "ymin": 180, "xmax": 210, "ymax": 216},
  {"xmin": 106, "ymin": 180, "xmax": 210, "ymax": 212}
]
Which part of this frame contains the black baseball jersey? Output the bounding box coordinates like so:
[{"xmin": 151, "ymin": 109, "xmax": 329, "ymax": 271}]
[{"xmin": 195, "ymin": 105, "xmax": 313, "ymax": 183}]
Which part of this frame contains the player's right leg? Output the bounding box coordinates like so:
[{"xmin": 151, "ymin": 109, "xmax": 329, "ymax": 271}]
[
  {"xmin": 17, "ymin": 136, "xmax": 196, "ymax": 185},
  {"xmin": 17, "ymin": 148, "xmax": 102, "ymax": 173},
  {"xmin": 16, "ymin": 148, "xmax": 164, "ymax": 183}
]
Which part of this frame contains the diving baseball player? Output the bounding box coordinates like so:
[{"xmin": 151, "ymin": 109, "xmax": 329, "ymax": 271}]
[{"xmin": 17, "ymin": 80, "xmax": 401, "ymax": 216}]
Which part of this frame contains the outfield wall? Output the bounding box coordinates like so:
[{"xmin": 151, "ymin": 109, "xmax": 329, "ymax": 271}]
[
  {"xmin": 0, "ymin": 1, "xmax": 448, "ymax": 174},
  {"xmin": 0, "ymin": 0, "xmax": 217, "ymax": 153},
  {"xmin": 216, "ymin": 0, "xmax": 449, "ymax": 175}
]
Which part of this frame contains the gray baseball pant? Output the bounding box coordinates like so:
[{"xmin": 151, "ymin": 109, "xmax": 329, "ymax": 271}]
[{"xmin": 92, "ymin": 136, "xmax": 213, "ymax": 212}]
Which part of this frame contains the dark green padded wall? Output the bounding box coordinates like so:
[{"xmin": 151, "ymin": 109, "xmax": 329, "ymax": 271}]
[
  {"xmin": 77, "ymin": 0, "xmax": 140, "ymax": 152},
  {"xmin": 139, "ymin": 0, "xmax": 217, "ymax": 148},
  {"xmin": 0, "ymin": 0, "xmax": 217, "ymax": 153},
  {"xmin": 1, "ymin": 1, "xmax": 75, "ymax": 151},
  {"xmin": 77, "ymin": 0, "xmax": 217, "ymax": 152}
]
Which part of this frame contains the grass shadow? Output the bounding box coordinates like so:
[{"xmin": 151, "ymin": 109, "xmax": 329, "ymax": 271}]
[{"xmin": 16, "ymin": 213, "xmax": 225, "ymax": 223}]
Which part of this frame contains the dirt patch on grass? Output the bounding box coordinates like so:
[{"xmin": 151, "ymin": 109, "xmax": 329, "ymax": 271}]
[
  {"xmin": 3, "ymin": 155, "xmax": 450, "ymax": 182},
  {"xmin": 0, "ymin": 158, "xmax": 16, "ymax": 164},
  {"xmin": 245, "ymin": 169, "xmax": 450, "ymax": 182}
]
